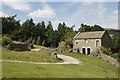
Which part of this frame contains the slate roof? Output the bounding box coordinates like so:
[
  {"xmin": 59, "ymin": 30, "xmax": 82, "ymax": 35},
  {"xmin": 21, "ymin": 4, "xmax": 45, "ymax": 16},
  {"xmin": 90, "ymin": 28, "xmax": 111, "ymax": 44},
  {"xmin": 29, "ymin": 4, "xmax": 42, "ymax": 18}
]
[{"xmin": 74, "ymin": 31, "xmax": 106, "ymax": 39}]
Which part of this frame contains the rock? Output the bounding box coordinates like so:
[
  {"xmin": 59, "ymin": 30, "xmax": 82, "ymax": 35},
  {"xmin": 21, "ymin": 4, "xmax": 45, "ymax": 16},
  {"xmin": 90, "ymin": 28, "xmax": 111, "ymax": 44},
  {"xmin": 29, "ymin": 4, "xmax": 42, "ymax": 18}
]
[
  {"xmin": 50, "ymin": 52, "xmax": 58, "ymax": 58},
  {"xmin": 7, "ymin": 41, "xmax": 31, "ymax": 51}
]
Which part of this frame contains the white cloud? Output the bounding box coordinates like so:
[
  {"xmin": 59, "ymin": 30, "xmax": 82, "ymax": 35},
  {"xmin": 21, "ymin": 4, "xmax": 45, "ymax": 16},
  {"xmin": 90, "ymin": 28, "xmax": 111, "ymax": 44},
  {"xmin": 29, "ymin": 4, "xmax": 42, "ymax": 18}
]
[
  {"xmin": 113, "ymin": 10, "xmax": 118, "ymax": 14},
  {"xmin": 2, "ymin": 0, "xmax": 30, "ymax": 11},
  {"xmin": 67, "ymin": 2, "xmax": 115, "ymax": 30},
  {"xmin": 0, "ymin": 11, "xmax": 8, "ymax": 17},
  {"xmin": 28, "ymin": 2, "xmax": 56, "ymax": 19},
  {"xmin": 28, "ymin": 9, "xmax": 55, "ymax": 19},
  {"xmin": 83, "ymin": 2, "xmax": 93, "ymax": 6}
]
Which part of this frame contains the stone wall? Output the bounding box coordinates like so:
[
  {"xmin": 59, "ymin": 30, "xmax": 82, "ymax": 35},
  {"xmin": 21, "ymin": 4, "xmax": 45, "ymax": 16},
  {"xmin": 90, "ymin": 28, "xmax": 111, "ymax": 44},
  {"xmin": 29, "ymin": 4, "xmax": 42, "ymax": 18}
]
[
  {"xmin": 73, "ymin": 39, "xmax": 101, "ymax": 54},
  {"xmin": 99, "ymin": 51, "xmax": 119, "ymax": 67}
]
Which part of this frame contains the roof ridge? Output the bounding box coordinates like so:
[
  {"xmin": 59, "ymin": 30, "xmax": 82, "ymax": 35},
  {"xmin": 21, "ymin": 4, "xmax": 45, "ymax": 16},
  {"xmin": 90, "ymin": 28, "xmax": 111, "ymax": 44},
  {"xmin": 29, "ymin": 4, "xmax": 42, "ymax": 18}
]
[{"xmin": 74, "ymin": 31, "xmax": 106, "ymax": 39}]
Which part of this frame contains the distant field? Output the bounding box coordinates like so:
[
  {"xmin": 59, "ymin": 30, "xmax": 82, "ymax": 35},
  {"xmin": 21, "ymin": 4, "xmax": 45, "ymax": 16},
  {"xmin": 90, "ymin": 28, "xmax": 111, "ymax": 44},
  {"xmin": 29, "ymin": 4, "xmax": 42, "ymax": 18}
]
[{"xmin": 2, "ymin": 50, "xmax": 118, "ymax": 78}]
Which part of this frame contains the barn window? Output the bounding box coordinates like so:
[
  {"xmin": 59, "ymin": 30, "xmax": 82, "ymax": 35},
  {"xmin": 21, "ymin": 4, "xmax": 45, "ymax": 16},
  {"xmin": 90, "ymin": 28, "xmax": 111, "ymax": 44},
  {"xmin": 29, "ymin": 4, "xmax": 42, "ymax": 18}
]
[
  {"xmin": 96, "ymin": 40, "xmax": 99, "ymax": 47},
  {"xmin": 76, "ymin": 42, "xmax": 78, "ymax": 47},
  {"xmin": 85, "ymin": 39, "xmax": 88, "ymax": 43}
]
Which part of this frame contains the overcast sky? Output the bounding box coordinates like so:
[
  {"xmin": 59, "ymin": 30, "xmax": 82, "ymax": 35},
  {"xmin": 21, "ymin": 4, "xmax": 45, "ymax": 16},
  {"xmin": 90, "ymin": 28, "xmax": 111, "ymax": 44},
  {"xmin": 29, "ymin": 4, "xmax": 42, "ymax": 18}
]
[{"xmin": 0, "ymin": 0, "xmax": 119, "ymax": 30}]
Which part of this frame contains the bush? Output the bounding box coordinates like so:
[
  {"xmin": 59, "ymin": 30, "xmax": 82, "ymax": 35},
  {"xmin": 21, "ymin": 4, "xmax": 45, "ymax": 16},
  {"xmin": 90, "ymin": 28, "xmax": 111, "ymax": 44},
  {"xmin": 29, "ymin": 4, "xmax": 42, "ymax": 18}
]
[
  {"xmin": 100, "ymin": 47, "xmax": 112, "ymax": 56},
  {"xmin": 2, "ymin": 35, "xmax": 12, "ymax": 46},
  {"xmin": 111, "ymin": 53, "xmax": 118, "ymax": 59}
]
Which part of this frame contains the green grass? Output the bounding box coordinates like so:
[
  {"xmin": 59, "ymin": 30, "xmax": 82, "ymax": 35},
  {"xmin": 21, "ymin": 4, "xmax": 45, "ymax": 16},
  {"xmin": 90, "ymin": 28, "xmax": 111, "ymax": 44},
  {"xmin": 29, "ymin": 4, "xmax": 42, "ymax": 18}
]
[
  {"xmin": 2, "ymin": 51, "xmax": 118, "ymax": 78},
  {"xmin": 34, "ymin": 45, "xmax": 47, "ymax": 49},
  {"xmin": 2, "ymin": 48, "xmax": 61, "ymax": 63}
]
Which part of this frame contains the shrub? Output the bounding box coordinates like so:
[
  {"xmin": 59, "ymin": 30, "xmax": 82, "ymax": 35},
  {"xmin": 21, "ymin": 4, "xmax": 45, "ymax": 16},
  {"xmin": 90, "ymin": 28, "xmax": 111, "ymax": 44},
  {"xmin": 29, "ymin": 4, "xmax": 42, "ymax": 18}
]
[
  {"xmin": 2, "ymin": 35, "xmax": 12, "ymax": 46},
  {"xmin": 111, "ymin": 53, "xmax": 118, "ymax": 59},
  {"xmin": 100, "ymin": 47, "xmax": 112, "ymax": 56}
]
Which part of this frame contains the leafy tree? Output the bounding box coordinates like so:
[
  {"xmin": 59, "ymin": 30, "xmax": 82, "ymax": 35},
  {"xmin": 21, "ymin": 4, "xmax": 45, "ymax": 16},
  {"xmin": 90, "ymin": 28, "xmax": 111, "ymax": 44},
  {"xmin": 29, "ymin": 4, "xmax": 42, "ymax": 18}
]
[
  {"xmin": 42, "ymin": 40, "xmax": 47, "ymax": 46},
  {"xmin": 36, "ymin": 36, "xmax": 41, "ymax": 45},
  {"xmin": 2, "ymin": 15, "xmax": 20, "ymax": 35},
  {"xmin": 39, "ymin": 21, "xmax": 47, "ymax": 45},
  {"xmin": 51, "ymin": 30, "xmax": 60, "ymax": 47},
  {"xmin": 112, "ymin": 33, "xmax": 120, "ymax": 52},
  {"xmin": 79, "ymin": 23, "xmax": 91, "ymax": 32},
  {"xmin": 45, "ymin": 21, "xmax": 55, "ymax": 47},
  {"xmin": 91, "ymin": 25, "xmax": 104, "ymax": 31},
  {"xmin": 46, "ymin": 21, "xmax": 53, "ymax": 31},
  {"xmin": 2, "ymin": 35, "xmax": 12, "ymax": 46},
  {"xmin": 57, "ymin": 22, "xmax": 69, "ymax": 41},
  {"xmin": 64, "ymin": 31, "xmax": 77, "ymax": 48},
  {"xmin": 22, "ymin": 18, "xmax": 35, "ymax": 39},
  {"xmin": 34, "ymin": 21, "xmax": 46, "ymax": 45},
  {"xmin": 100, "ymin": 47, "xmax": 113, "ymax": 55},
  {"xmin": 78, "ymin": 23, "xmax": 104, "ymax": 32},
  {"xmin": 3, "ymin": 15, "xmax": 108, "ymax": 49}
]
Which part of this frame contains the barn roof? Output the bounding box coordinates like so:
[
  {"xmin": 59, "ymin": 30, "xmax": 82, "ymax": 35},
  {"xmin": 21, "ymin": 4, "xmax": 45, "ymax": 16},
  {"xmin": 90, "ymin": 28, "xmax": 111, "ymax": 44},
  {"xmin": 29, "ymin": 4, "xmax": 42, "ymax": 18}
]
[{"xmin": 74, "ymin": 31, "xmax": 106, "ymax": 39}]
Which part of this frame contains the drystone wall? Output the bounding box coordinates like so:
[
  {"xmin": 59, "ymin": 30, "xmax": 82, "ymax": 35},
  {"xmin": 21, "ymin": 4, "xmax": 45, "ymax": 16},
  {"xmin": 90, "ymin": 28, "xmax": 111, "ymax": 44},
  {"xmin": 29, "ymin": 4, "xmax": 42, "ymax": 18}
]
[{"xmin": 100, "ymin": 52, "xmax": 119, "ymax": 67}]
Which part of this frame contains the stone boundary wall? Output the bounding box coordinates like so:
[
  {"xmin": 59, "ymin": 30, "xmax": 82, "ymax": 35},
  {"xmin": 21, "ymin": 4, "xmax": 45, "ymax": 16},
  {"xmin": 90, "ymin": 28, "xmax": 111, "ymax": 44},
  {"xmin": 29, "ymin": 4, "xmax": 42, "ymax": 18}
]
[{"xmin": 99, "ymin": 52, "xmax": 119, "ymax": 67}]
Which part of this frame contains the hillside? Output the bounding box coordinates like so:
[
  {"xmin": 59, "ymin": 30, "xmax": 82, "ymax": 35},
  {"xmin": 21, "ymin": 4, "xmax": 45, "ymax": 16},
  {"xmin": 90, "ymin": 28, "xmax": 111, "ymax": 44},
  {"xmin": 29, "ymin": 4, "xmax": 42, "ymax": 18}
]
[
  {"xmin": 2, "ymin": 46, "xmax": 61, "ymax": 63},
  {"xmin": 105, "ymin": 28, "xmax": 120, "ymax": 35},
  {"xmin": 2, "ymin": 49, "xmax": 118, "ymax": 78}
]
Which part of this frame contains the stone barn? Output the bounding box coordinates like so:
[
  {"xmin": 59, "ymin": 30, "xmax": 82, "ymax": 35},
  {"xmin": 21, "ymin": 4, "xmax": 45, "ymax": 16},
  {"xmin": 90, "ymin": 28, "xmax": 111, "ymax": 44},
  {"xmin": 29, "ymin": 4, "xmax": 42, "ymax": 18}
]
[{"xmin": 73, "ymin": 31, "xmax": 112, "ymax": 55}]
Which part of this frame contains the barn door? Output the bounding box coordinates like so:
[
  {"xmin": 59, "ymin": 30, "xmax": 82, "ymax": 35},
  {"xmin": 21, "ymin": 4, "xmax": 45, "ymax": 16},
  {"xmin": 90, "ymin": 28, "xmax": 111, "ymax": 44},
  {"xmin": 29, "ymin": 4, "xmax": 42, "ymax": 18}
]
[
  {"xmin": 87, "ymin": 48, "xmax": 90, "ymax": 55},
  {"xmin": 82, "ymin": 48, "xmax": 86, "ymax": 54}
]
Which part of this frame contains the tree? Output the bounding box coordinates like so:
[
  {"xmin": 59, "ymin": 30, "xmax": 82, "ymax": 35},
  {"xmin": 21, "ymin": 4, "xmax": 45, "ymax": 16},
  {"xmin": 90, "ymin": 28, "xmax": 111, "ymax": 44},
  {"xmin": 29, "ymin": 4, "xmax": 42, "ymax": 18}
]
[
  {"xmin": 42, "ymin": 40, "xmax": 47, "ymax": 46},
  {"xmin": 57, "ymin": 22, "xmax": 68, "ymax": 41},
  {"xmin": 64, "ymin": 31, "xmax": 77, "ymax": 48},
  {"xmin": 2, "ymin": 15, "xmax": 20, "ymax": 35},
  {"xmin": 112, "ymin": 33, "xmax": 120, "ymax": 52},
  {"xmin": 34, "ymin": 21, "xmax": 46, "ymax": 45},
  {"xmin": 91, "ymin": 25, "xmax": 104, "ymax": 31},
  {"xmin": 45, "ymin": 21, "xmax": 55, "ymax": 47},
  {"xmin": 36, "ymin": 36, "xmax": 41, "ymax": 45},
  {"xmin": 79, "ymin": 23, "xmax": 91, "ymax": 32},
  {"xmin": 51, "ymin": 30, "xmax": 60, "ymax": 47},
  {"xmin": 78, "ymin": 23, "xmax": 104, "ymax": 32},
  {"xmin": 22, "ymin": 18, "xmax": 35, "ymax": 38},
  {"xmin": 46, "ymin": 21, "xmax": 53, "ymax": 31},
  {"xmin": 12, "ymin": 18, "xmax": 36, "ymax": 42},
  {"xmin": 2, "ymin": 35, "xmax": 12, "ymax": 46}
]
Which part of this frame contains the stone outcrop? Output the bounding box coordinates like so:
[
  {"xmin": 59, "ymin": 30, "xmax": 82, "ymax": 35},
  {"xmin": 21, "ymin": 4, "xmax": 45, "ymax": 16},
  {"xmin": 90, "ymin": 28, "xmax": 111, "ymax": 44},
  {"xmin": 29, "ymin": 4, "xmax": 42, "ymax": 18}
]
[{"xmin": 7, "ymin": 41, "xmax": 32, "ymax": 51}]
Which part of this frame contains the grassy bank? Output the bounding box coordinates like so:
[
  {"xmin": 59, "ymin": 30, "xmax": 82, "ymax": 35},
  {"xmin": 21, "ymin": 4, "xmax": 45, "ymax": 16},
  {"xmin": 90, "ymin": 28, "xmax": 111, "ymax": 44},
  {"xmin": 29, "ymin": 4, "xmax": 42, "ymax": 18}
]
[{"xmin": 2, "ymin": 48, "xmax": 60, "ymax": 63}]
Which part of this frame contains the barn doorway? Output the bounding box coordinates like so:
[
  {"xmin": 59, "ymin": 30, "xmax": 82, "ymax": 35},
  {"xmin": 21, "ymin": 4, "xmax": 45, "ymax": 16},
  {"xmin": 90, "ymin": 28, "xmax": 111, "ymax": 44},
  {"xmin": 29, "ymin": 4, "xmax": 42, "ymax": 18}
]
[
  {"xmin": 87, "ymin": 48, "xmax": 90, "ymax": 55},
  {"xmin": 77, "ymin": 48, "xmax": 80, "ymax": 52},
  {"xmin": 82, "ymin": 48, "xmax": 86, "ymax": 54}
]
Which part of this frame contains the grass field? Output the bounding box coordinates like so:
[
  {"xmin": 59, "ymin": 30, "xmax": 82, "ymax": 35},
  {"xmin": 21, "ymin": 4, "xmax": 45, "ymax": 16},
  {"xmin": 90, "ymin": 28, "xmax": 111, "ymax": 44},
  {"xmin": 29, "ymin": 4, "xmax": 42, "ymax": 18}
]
[
  {"xmin": 2, "ymin": 47, "xmax": 61, "ymax": 63},
  {"xmin": 2, "ymin": 49, "xmax": 118, "ymax": 78}
]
